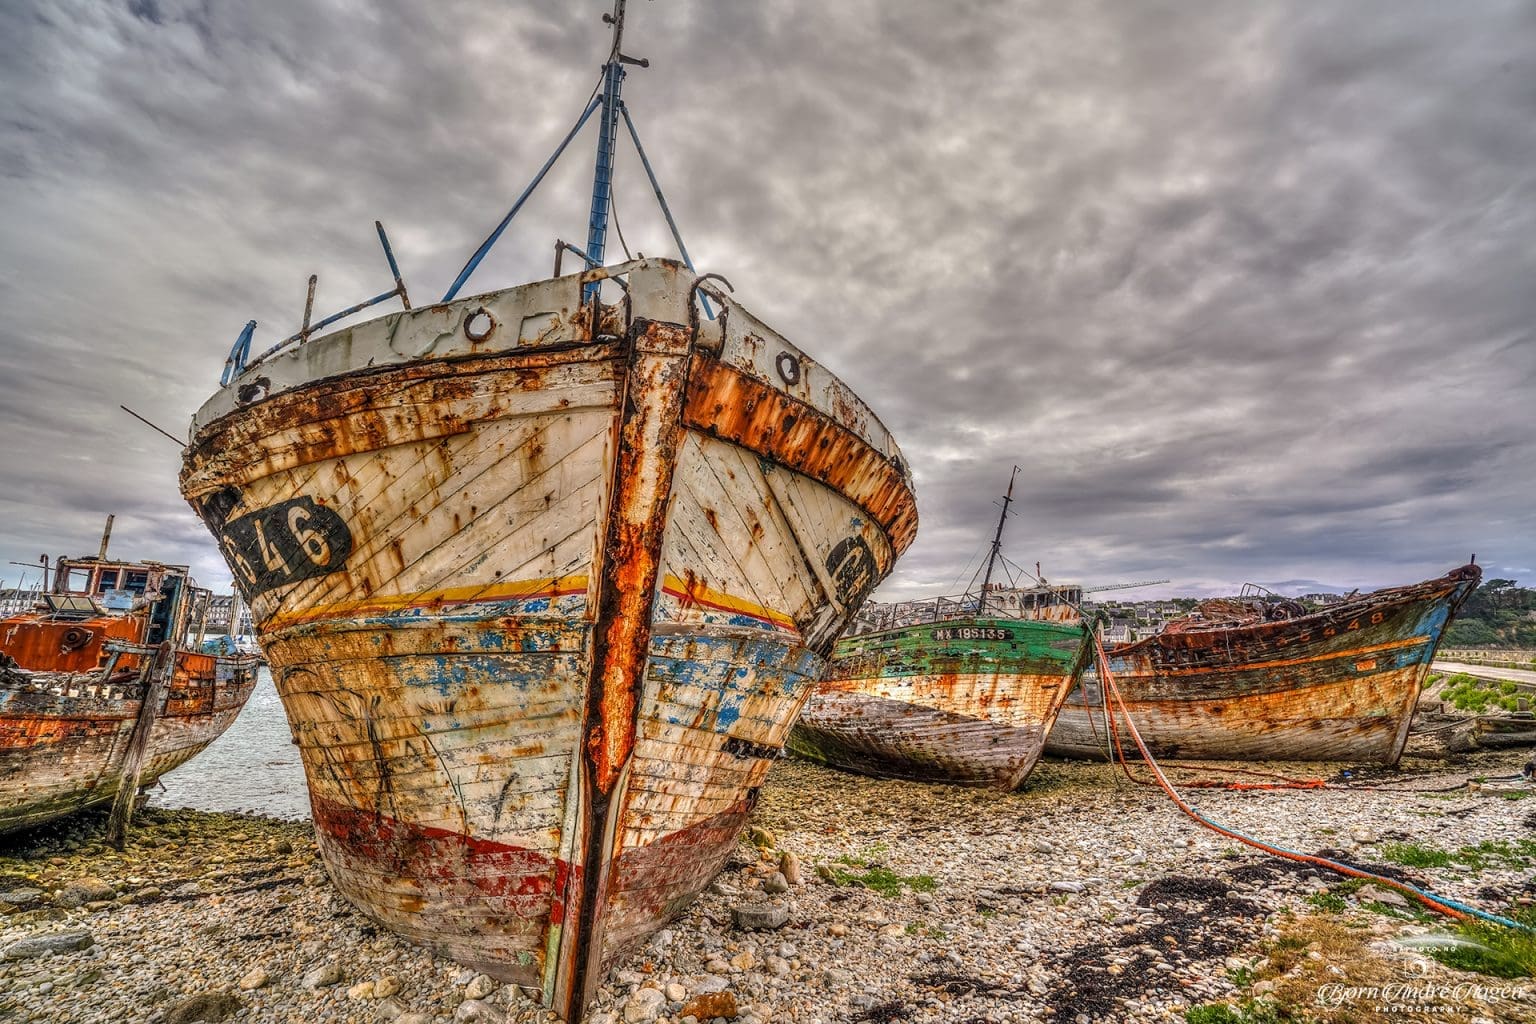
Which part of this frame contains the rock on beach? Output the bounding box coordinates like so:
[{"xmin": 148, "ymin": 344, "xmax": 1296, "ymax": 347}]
[
  {"xmin": 0, "ymin": 752, "xmax": 1532, "ymax": 1024},
  {"xmin": 3, "ymin": 928, "xmax": 95, "ymax": 959}
]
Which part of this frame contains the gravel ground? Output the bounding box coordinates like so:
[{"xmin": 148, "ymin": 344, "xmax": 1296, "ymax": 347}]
[{"xmin": 2, "ymin": 749, "xmax": 1533, "ymax": 1024}]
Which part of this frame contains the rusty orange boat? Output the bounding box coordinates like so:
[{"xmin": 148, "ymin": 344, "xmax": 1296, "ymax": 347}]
[
  {"xmin": 177, "ymin": 4, "xmax": 915, "ymax": 1019},
  {"xmin": 1046, "ymin": 563, "xmax": 1483, "ymax": 763},
  {"xmin": 1, "ymin": 539, "xmax": 259, "ymax": 835}
]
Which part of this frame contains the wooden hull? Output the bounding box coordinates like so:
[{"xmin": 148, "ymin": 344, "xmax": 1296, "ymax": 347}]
[
  {"xmin": 180, "ymin": 259, "xmax": 916, "ymax": 1019},
  {"xmin": 1046, "ymin": 565, "xmax": 1482, "ymax": 763},
  {"xmin": 788, "ymin": 617, "xmax": 1090, "ymax": 789},
  {"xmin": 0, "ymin": 657, "xmax": 258, "ymax": 834}
]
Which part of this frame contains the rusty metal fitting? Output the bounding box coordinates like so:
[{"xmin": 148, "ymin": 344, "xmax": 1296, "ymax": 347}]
[
  {"xmin": 464, "ymin": 308, "xmax": 497, "ymax": 342},
  {"xmin": 775, "ymin": 351, "xmax": 801, "ymax": 385}
]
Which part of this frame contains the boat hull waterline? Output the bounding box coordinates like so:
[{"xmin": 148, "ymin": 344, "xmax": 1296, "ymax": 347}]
[
  {"xmin": 790, "ymin": 616, "xmax": 1091, "ymax": 789},
  {"xmin": 180, "ymin": 259, "xmax": 916, "ymax": 1015},
  {"xmin": 1047, "ymin": 564, "xmax": 1482, "ymax": 764}
]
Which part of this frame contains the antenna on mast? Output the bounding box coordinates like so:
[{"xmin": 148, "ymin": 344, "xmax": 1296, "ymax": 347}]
[{"xmin": 976, "ymin": 466, "xmax": 1020, "ymax": 616}]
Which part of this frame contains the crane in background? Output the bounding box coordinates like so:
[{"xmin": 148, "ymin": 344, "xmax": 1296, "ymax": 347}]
[{"xmin": 1084, "ymin": 579, "xmax": 1170, "ymax": 594}]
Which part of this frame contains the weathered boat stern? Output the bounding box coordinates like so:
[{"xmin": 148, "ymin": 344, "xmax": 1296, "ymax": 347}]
[
  {"xmin": 180, "ymin": 258, "xmax": 915, "ymax": 1019},
  {"xmin": 1, "ymin": 653, "xmax": 258, "ymax": 835}
]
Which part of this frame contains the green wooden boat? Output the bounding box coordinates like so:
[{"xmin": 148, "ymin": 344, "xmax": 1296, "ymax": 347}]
[{"xmin": 789, "ymin": 471, "xmax": 1091, "ymax": 789}]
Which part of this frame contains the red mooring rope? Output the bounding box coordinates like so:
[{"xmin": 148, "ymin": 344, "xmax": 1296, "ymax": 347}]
[{"xmin": 1089, "ymin": 636, "xmax": 1530, "ymax": 930}]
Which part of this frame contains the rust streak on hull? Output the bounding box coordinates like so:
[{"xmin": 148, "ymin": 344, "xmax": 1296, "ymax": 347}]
[
  {"xmin": 560, "ymin": 317, "xmax": 693, "ymax": 1015},
  {"xmin": 682, "ymin": 355, "xmax": 916, "ymax": 553}
]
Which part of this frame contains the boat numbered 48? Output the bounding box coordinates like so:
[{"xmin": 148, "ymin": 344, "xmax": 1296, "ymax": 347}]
[{"xmin": 178, "ymin": 4, "xmax": 915, "ymax": 1019}]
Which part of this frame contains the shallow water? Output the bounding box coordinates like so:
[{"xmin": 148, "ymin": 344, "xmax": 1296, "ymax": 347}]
[{"xmin": 152, "ymin": 667, "xmax": 312, "ymax": 820}]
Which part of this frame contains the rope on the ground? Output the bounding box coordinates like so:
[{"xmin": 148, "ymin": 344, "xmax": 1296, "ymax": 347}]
[{"xmin": 1089, "ymin": 635, "xmax": 1533, "ymax": 933}]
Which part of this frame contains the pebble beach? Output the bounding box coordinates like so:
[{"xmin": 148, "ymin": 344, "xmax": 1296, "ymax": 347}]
[{"xmin": 2, "ymin": 750, "xmax": 1533, "ymax": 1024}]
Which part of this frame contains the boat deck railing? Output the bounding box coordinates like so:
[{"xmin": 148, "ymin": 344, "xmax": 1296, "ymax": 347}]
[
  {"xmin": 221, "ymin": 221, "xmax": 412, "ymax": 386},
  {"xmin": 5, "ymin": 673, "xmax": 141, "ymax": 702}
]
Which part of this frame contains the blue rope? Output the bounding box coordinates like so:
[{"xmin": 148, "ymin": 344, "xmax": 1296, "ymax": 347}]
[{"xmin": 1185, "ymin": 802, "xmax": 1533, "ymax": 932}]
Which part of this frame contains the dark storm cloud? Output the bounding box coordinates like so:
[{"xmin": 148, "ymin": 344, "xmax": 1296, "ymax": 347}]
[{"xmin": 0, "ymin": 0, "xmax": 1532, "ymax": 602}]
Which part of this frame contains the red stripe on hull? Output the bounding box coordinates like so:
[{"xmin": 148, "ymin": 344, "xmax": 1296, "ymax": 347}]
[{"xmin": 308, "ymin": 793, "xmax": 756, "ymax": 982}]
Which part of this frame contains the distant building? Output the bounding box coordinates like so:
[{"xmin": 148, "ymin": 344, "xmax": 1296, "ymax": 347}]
[
  {"xmin": 0, "ymin": 587, "xmax": 45, "ymax": 617},
  {"xmin": 201, "ymin": 593, "xmax": 254, "ymax": 634},
  {"xmin": 1102, "ymin": 617, "xmax": 1137, "ymax": 643}
]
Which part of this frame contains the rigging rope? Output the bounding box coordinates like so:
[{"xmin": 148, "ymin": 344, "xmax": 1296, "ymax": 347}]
[{"xmin": 610, "ymin": 190, "xmax": 634, "ymax": 261}]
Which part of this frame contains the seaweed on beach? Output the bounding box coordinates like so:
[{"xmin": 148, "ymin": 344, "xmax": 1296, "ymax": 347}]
[
  {"xmin": 850, "ymin": 999, "xmax": 915, "ymax": 1023},
  {"xmin": 1135, "ymin": 875, "xmax": 1235, "ymax": 907},
  {"xmin": 910, "ymin": 971, "xmax": 1031, "ymax": 1007},
  {"xmin": 1312, "ymin": 849, "xmax": 1430, "ymax": 886},
  {"xmin": 1042, "ymin": 871, "xmax": 1266, "ymax": 1024},
  {"xmin": 1222, "ymin": 858, "xmax": 1317, "ymax": 885}
]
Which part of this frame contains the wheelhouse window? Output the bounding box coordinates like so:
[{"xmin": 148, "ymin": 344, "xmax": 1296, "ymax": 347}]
[{"xmin": 42, "ymin": 594, "xmax": 105, "ymax": 618}]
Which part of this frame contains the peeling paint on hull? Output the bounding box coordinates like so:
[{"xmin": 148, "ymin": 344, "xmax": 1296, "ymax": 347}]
[
  {"xmin": 789, "ymin": 617, "xmax": 1090, "ymax": 790},
  {"xmin": 180, "ymin": 259, "xmax": 915, "ymax": 1021},
  {"xmin": 1045, "ymin": 564, "xmax": 1481, "ymax": 764}
]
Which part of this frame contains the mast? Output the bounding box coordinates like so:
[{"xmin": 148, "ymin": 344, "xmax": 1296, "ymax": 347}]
[
  {"xmin": 585, "ymin": 0, "xmax": 647, "ymax": 290},
  {"xmin": 98, "ymin": 514, "xmax": 115, "ymax": 561},
  {"xmin": 976, "ymin": 466, "xmax": 1019, "ymax": 616}
]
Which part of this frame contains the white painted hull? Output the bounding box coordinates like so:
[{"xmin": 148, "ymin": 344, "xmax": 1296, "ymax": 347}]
[{"xmin": 182, "ymin": 258, "xmax": 916, "ymax": 1017}]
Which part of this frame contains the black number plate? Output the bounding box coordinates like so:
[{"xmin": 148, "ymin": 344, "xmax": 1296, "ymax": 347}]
[{"xmin": 219, "ymin": 497, "xmax": 353, "ymax": 596}]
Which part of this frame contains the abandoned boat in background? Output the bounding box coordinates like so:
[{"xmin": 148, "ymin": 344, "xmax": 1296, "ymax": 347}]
[
  {"xmin": 0, "ymin": 527, "xmax": 258, "ymax": 834},
  {"xmin": 1046, "ymin": 562, "xmax": 1482, "ymax": 764},
  {"xmin": 178, "ymin": 4, "xmax": 916, "ymax": 1019},
  {"xmin": 790, "ymin": 471, "xmax": 1090, "ymax": 789}
]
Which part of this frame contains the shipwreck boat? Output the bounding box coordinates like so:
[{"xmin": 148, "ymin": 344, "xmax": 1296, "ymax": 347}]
[
  {"xmin": 0, "ymin": 531, "xmax": 259, "ymax": 834},
  {"xmin": 789, "ymin": 471, "xmax": 1090, "ymax": 789},
  {"xmin": 1046, "ymin": 563, "xmax": 1483, "ymax": 764},
  {"xmin": 177, "ymin": 4, "xmax": 915, "ymax": 1019}
]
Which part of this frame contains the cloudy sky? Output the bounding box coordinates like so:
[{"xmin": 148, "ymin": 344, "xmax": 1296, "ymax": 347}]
[{"xmin": 1, "ymin": 0, "xmax": 1532, "ymax": 604}]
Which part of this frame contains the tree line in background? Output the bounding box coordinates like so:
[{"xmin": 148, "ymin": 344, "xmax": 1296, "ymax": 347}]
[{"xmin": 1444, "ymin": 578, "xmax": 1536, "ymax": 648}]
